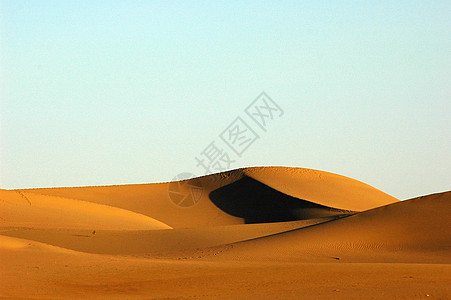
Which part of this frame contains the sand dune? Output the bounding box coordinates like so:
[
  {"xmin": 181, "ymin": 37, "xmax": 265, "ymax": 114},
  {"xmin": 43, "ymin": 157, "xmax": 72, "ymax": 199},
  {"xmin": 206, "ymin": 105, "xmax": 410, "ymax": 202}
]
[
  {"xmin": 17, "ymin": 175, "xmax": 242, "ymax": 228},
  {"xmin": 196, "ymin": 191, "xmax": 451, "ymax": 263},
  {"xmin": 1, "ymin": 166, "xmax": 449, "ymax": 299},
  {"xmin": 18, "ymin": 167, "xmax": 397, "ymax": 227},
  {"xmin": 244, "ymin": 167, "xmax": 399, "ymax": 211},
  {"xmin": 0, "ymin": 189, "xmax": 171, "ymax": 230},
  {"xmin": 209, "ymin": 175, "xmax": 351, "ymax": 223}
]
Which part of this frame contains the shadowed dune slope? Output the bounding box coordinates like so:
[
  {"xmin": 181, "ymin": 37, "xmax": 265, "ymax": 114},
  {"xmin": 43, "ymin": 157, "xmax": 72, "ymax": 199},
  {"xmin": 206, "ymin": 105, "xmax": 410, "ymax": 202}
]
[
  {"xmin": 201, "ymin": 191, "xmax": 451, "ymax": 263},
  {"xmin": 209, "ymin": 176, "xmax": 351, "ymax": 223},
  {"xmin": 17, "ymin": 167, "xmax": 397, "ymax": 228}
]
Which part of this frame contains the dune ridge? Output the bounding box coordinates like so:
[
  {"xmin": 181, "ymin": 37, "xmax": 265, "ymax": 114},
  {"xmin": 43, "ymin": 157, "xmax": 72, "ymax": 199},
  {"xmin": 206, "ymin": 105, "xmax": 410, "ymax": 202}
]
[{"xmin": 244, "ymin": 167, "xmax": 399, "ymax": 211}]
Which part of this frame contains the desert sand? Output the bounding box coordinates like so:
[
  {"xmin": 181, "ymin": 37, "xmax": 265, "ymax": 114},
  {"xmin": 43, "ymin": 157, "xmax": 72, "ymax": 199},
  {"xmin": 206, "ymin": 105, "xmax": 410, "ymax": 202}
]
[{"xmin": 1, "ymin": 166, "xmax": 449, "ymax": 299}]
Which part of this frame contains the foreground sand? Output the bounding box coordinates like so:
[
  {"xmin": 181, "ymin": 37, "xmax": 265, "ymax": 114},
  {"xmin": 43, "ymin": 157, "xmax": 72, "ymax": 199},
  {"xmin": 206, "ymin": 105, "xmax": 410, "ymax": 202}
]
[{"xmin": 1, "ymin": 167, "xmax": 449, "ymax": 299}]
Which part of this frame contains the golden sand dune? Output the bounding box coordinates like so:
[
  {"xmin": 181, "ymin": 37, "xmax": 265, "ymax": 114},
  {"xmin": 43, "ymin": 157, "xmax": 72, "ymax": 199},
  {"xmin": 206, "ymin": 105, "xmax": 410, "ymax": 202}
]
[
  {"xmin": 19, "ymin": 167, "xmax": 397, "ymax": 227},
  {"xmin": 0, "ymin": 167, "xmax": 449, "ymax": 299},
  {"xmin": 198, "ymin": 191, "xmax": 451, "ymax": 263},
  {"xmin": 0, "ymin": 189, "xmax": 171, "ymax": 230},
  {"xmin": 18, "ymin": 175, "xmax": 242, "ymax": 228},
  {"xmin": 244, "ymin": 167, "xmax": 399, "ymax": 211}
]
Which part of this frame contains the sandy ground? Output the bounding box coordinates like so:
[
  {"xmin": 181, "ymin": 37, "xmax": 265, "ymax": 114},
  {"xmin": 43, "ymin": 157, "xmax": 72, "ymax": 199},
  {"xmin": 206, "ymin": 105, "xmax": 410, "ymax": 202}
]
[{"xmin": 1, "ymin": 167, "xmax": 449, "ymax": 299}]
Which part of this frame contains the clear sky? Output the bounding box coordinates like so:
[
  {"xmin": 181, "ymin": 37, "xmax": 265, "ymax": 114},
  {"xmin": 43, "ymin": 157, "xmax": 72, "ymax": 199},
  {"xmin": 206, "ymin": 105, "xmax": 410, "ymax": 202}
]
[{"xmin": 1, "ymin": 1, "xmax": 450, "ymax": 199}]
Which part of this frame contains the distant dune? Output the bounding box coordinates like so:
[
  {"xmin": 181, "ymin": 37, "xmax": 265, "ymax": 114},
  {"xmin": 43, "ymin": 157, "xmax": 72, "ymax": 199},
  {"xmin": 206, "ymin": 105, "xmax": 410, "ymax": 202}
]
[
  {"xmin": 1, "ymin": 166, "xmax": 449, "ymax": 299},
  {"xmin": 13, "ymin": 167, "xmax": 399, "ymax": 227}
]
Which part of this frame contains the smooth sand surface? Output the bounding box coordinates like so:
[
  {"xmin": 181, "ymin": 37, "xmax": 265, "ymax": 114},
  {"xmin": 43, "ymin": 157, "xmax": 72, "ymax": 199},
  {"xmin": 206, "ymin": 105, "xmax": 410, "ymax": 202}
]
[
  {"xmin": 1, "ymin": 167, "xmax": 449, "ymax": 299},
  {"xmin": 0, "ymin": 189, "xmax": 171, "ymax": 230},
  {"xmin": 195, "ymin": 191, "xmax": 451, "ymax": 264},
  {"xmin": 245, "ymin": 167, "xmax": 399, "ymax": 211}
]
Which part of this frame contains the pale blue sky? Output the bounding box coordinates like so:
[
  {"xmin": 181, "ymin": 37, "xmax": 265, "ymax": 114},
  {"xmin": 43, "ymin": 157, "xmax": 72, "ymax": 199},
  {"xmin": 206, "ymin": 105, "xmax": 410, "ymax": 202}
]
[{"xmin": 1, "ymin": 1, "xmax": 450, "ymax": 199}]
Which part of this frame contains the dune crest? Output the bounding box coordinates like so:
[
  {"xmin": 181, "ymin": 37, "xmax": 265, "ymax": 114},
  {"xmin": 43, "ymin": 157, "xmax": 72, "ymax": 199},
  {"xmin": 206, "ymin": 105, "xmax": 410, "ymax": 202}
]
[{"xmin": 244, "ymin": 167, "xmax": 399, "ymax": 211}]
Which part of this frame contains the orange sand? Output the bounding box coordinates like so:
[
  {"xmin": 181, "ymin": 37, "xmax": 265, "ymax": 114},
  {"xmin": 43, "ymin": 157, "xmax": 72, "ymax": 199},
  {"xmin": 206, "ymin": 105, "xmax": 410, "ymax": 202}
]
[{"xmin": 1, "ymin": 167, "xmax": 449, "ymax": 299}]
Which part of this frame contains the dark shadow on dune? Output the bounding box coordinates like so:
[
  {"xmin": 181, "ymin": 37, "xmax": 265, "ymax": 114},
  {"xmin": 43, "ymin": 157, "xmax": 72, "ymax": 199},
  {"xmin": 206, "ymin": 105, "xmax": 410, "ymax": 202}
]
[{"xmin": 209, "ymin": 176, "xmax": 350, "ymax": 224}]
